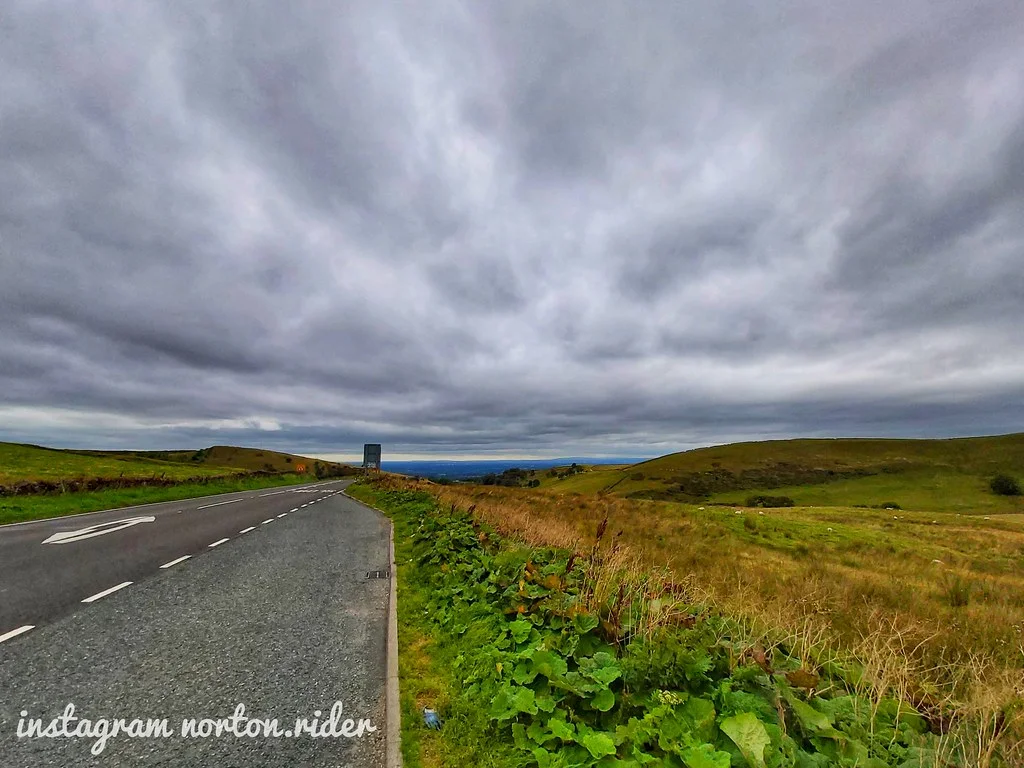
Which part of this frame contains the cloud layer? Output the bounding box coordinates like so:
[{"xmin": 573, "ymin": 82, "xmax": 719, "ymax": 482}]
[{"xmin": 2, "ymin": 0, "xmax": 1023, "ymax": 457}]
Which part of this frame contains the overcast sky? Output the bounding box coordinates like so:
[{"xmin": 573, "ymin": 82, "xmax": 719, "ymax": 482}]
[{"xmin": 2, "ymin": 1, "xmax": 1023, "ymax": 460}]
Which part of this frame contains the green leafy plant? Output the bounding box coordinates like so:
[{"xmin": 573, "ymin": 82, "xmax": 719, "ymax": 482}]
[{"xmin": 360, "ymin": 486, "xmax": 988, "ymax": 767}]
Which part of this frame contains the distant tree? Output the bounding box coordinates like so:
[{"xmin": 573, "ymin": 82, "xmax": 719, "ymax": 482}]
[{"xmin": 990, "ymin": 474, "xmax": 1021, "ymax": 496}]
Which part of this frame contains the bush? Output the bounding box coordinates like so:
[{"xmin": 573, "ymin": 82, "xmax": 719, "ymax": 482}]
[
  {"xmin": 990, "ymin": 474, "xmax": 1021, "ymax": 496},
  {"xmin": 630, "ymin": 472, "xmax": 645, "ymax": 481},
  {"xmin": 745, "ymin": 494, "xmax": 795, "ymax": 507}
]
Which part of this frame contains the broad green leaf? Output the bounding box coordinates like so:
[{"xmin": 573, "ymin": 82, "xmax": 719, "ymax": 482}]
[
  {"xmin": 531, "ymin": 650, "xmax": 569, "ymax": 681},
  {"xmin": 591, "ymin": 687, "xmax": 615, "ymax": 712},
  {"xmin": 573, "ymin": 612, "xmax": 600, "ymax": 634},
  {"xmin": 719, "ymin": 712, "xmax": 771, "ymax": 768},
  {"xmin": 680, "ymin": 743, "xmax": 731, "ymax": 768},
  {"xmin": 579, "ymin": 730, "xmax": 617, "ymax": 758},
  {"xmin": 581, "ymin": 652, "xmax": 623, "ymax": 684},
  {"xmin": 548, "ymin": 716, "xmax": 576, "ymax": 742},
  {"xmin": 527, "ymin": 721, "xmax": 550, "ymax": 744},
  {"xmin": 511, "ymin": 686, "xmax": 539, "ymax": 715},
  {"xmin": 535, "ymin": 691, "xmax": 557, "ymax": 713},
  {"xmin": 789, "ymin": 698, "xmax": 832, "ymax": 735},
  {"xmin": 512, "ymin": 723, "xmax": 529, "ymax": 749},
  {"xmin": 510, "ymin": 619, "xmax": 532, "ymax": 643},
  {"xmin": 681, "ymin": 697, "xmax": 717, "ymax": 742}
]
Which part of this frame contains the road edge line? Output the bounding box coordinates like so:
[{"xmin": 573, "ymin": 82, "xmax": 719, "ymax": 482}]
[
  {"xmin": 343, "ymin": 485, "xmax": 402, "ymax": 768},
  {"xmin": 386, "ymin": 515, "xmax": 401, "ymax": 768}
]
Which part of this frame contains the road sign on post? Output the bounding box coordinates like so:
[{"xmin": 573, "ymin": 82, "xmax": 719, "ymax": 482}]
[{"xmin": 363, "ymin": 444, "xmax": 382, "ymax": 471}]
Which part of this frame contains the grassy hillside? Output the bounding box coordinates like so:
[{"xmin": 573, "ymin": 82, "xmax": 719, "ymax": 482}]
[
  {"xmin": 0, "ymin": 442, "xmax": 357, "ymax": 524},
  {"xmin": 541, "ymin": 434, "xmax": 1024, "ymax": 514},
  {"xmin": 0, "ymin": 442, "xmax": 234, "ymax": 485},
  {"xmin": 0, "ymin": 442, "xmax": 356, "ymax": 491},
  {"xmin": 106, "ymin": 445, "xmax": 352, "ymax": 474}
]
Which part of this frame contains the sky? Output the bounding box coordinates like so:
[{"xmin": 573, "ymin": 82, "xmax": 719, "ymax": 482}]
[{"xmin": 1, "ymin": 1, "xmax": 1023, "ymax": 461}]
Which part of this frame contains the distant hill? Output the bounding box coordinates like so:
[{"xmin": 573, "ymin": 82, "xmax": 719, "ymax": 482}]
[
  {"xmin": 541, "ymin": 433, "xmax": 1024, "ymax": 514},
  {"xmin": 116, "ymin": 445, "xmax": 354, "ymax": 475},
  {"xmin": 0, "ymin": 442, "xmax": 356, "ymax": 486}
]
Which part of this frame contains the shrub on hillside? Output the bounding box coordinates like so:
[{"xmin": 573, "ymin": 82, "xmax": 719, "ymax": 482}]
[
  {"xmin": 745, "ymin": 494, "xmax": 795, "ymax": 507},
  {"xmin": 630, "ymin": 472, "xmax": 645, "ymax": 481},
  {"xmin": 990, "ymin": 474, "xmax": 1021, "ymax": 496}
]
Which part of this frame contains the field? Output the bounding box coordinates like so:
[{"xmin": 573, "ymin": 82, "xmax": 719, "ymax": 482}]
[
  {"xmin": 371, "ymin": 436, "xmax": 1024, "ymax": 765},
  {"xmin": 0, "ymin": 442, "xmax": 357, "ymax": 524},
  {"xmin": 539, "ymin": 434, "xmax": 1024, "ymax": 515},
  {"xmin": 0, "ymin": 442, "xmax": 236, "ymax": 485}
]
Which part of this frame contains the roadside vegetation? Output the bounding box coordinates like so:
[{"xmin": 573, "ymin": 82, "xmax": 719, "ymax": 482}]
[
  {"xmin": 0, "ymin": 441, "xmax": 357, "ymax": 524},
  {"xmin": 353, "ymin": 476, "xmax": 1023, "ymax": 766}
]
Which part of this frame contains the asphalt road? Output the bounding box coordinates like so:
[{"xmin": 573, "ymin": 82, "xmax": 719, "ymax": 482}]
[
  {"xmin": 0, "ymin": 481, "xmax": 390, "ymax": 766},
  {"xmin": 0, "ymin": 478, "xmax": 350, "ymax": 634}
]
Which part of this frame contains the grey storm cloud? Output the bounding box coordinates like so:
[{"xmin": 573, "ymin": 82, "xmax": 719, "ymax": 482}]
[{"xmin": 1, "ymin": 0, "xmax": 1023, "ymax": 458}]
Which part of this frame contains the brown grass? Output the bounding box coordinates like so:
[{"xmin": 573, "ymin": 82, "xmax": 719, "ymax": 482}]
[{"xmin": 376, "ymin": 475, "xmax": 1024, "ymax": 764}]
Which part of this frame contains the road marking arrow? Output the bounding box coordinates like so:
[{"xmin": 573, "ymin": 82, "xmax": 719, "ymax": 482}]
[{"xmin": 42, "ymin": 516, "xmax": 156, "ymax": 545}]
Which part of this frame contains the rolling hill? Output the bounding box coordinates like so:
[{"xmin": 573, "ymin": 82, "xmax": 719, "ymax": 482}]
[
  {"xmin": 0, "ymin": 442, "xmax": 355, "ymax": 487},
  {"xmin": 540, "ymin": 433, "xmax": 1024, "ymax": 513}
]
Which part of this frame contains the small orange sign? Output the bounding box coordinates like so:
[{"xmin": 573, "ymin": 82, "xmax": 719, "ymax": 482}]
[{"xmin": 295, "ymin": 463, "xmax": 307, "ymax": 473}]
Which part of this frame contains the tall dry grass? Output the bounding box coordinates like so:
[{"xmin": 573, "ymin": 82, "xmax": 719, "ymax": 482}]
[{"xmin": 373, "ymin": 475, "xmax": 1024, "ymax": 764}]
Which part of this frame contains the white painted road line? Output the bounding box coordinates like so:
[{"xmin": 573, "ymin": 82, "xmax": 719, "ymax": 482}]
[
  {"xmin": 208, "ymin": 538, "xmax": 230, "ymax": 548},
  {"xmin": 82, "ymin": 582, "xmax": 133, "ymax": 603},
  {"xmin": 196, "ymin": 499, "xmax": 242, "ymax": 510},
  {"xmin": 239, "ymin": 526, "xmax": 256, "ymax": 534},
  {"xmin": 42, "ymin": 516, "xmax": 156, "ymax": 545},
  {"xmin": 261, "ymin": 519, "xmax": 273, "ymax": 525},
  {"xmin": 0, "ymin": 625, "xmax": 35, "ymax": 644},
  {"xmin": 277, "ymin": 513, "xmax": 287, "ymax": 518},
  {"xmin": 300, "ymin": 504, "xmax": 308, "ymax": 508},
  {"xmin": 290, "ymin": 508, "xmax": 299, "ymax": 513},
  {"xmin": 160, "ymin": 555, "xmax": 191, "ymax": 569}
]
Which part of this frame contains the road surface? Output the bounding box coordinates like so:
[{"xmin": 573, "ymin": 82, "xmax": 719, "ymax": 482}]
[{"xmin": 0, "ymin": 479, "xmax": 390, "ymax": 766}]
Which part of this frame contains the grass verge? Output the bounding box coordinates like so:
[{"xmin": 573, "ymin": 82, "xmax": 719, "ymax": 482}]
[
  {"xmin": 351, "ymin": 478, "xmax": 1022, "ymax": 767},
  {"xmin": 0, "ymin": 473, "xmax": 315, "ymax": 525},
  {"xmin": 349, "ymin": 482, "xmax": 520, "ymax": 768}
]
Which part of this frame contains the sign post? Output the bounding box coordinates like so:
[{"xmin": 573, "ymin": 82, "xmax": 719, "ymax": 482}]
[{"xmin": 363, "ymin": 443, "xmax": 382, "ymax": 472}]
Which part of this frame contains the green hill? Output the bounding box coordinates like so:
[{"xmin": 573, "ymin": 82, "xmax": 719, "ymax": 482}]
[
  {"xmin": 0, "ymin": 442, "xmax": 234, "ymax": 486},
  {"xmin": 542, "ymin": 433, "xmax": 1024, "ymax": 514},
  {"xmin": 106, "ymin": 445, "xmax": 352, "ymax": 475},
  {"xmin": 0, "ymin": 442, "xmax": 355, "ymax": 487}
]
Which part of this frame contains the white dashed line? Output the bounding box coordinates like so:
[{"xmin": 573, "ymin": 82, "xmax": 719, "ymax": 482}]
[
  {"xmin": 261, "ymin": 519, "xmax": 273, "ymax": 525},
  {"xmin": 160, "ymin": 555, "xmax": 191, "ymax": 569},
  {"xmin": 208, "ymin": 538, "xmax": 229, "ymax": 548},
  {"xmin": 290, "ymin": 508, "xmax": 299, "ymax": 513},
  {"xmin": 0, "ymin": 625, "xmax": 35, "ymax": 644},
  {"xmin": 300, "ymin": 504, "xmax": 308, "ymax": 508},
  {"xmin": 82, "ymin": 582, "xmax": 133, "ymax": 603},
  {"xmin": 277, "ymin": 513, "xmax": 287, "ymax": 518},
  {"xmin": 239, "ymin": 526, "xmax": 256, "ymax": 534},
  {"xmin": 196, "ymin": 499, "xmax": 242, "ymax": 510}
]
